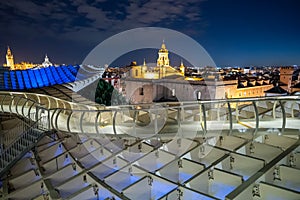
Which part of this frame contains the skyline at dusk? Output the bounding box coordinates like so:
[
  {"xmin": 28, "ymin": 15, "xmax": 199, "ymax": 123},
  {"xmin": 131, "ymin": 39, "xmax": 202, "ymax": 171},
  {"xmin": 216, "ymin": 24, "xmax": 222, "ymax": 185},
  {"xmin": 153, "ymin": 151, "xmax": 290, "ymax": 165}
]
[
  {"xmin": 0, "ymin": 0, "xmax": 300, "ymax": 67},
  {"xmin": 1, "ymin": 2, "xmax": 300, "ymax": 200}
]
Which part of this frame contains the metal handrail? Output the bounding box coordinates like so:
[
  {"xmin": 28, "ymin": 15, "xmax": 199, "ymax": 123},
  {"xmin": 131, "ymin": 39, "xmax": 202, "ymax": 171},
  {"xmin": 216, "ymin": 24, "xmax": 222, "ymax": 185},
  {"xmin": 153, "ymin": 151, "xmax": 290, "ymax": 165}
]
[
  {"xmin": 1, "ymin": 91, "xmax": 300, "ymax": 138},
  {"xmin": 1, "ymin": 120, "xmax": 26, "ymax": 148},
  {"xmin": 1, "ymin": 91, "xmax": 300, "ymax": 110},
  {"xmin": 0, "ymin": 116, "xmax": 52, "ymax": 172},
  {"xmin": 1, "ymin": 117, "xmax": 44, "ymax": 154}
]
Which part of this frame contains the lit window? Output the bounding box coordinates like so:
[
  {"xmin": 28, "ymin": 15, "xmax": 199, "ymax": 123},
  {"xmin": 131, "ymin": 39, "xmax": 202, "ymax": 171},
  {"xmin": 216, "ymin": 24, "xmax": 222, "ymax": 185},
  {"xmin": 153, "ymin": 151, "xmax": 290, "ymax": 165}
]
[
  {"xmin": 172, "ymin": 89, "xmax": 175, "ymax": 96},
  {"xmin": 197, "ymin": 91, "xmax": 201, "ymax": 100}
]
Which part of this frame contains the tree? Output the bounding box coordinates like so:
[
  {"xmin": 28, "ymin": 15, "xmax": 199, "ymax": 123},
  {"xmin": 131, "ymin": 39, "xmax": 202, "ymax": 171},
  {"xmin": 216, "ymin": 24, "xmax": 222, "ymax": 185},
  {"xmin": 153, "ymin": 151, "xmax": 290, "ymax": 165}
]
[{"xmin": 95, "ymin": 79, "xmax": 127, "ymax": 106}]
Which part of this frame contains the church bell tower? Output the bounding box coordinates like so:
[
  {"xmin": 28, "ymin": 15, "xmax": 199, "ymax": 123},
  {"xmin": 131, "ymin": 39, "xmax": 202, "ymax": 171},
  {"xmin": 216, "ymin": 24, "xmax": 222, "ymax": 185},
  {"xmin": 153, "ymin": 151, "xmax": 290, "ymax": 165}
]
[
  {"xmin": 157, "ymin": 41, "xmax": 170, "ymax": 67},
  {"xmin": 6, "ymin": 47, "xmax": 15, "ymax": 70},
  {"xmin": 179, "ymin": 60, "xmax": 185, "ymax": 76}
]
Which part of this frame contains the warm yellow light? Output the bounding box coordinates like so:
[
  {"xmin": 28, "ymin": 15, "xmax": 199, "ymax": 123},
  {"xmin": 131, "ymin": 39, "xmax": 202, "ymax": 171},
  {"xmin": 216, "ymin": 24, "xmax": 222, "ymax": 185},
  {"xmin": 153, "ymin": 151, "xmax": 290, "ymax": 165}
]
[
  {"xmin": 144, "ymin": 73, "xmax": 158, "ymax": 79},
  {"xmin": 185, "ymin": 77, "xmax": 203, "ymax": 81}
]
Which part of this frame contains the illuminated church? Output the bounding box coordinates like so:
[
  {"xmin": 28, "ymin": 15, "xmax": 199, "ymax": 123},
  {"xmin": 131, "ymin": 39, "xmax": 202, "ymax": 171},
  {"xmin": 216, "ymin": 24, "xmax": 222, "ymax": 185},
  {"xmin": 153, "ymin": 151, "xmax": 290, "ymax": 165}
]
[
  {"xmin": 5, "ymin": 47, "xmax": 14, "ymax": 69},
  {"xmin": 125, "ymin": 42, "xmax": 274, "ymax": 104},
  {"xmin": 129, "ymin": 41, "xmax": 185, "ymax": 79},
  {"xmin": 41, "ymin": 54, "xmax": 53, "ymax": 68},
  {"xmin": 3, "ymin": 47, "xmax": 52, "ymax": 70}
]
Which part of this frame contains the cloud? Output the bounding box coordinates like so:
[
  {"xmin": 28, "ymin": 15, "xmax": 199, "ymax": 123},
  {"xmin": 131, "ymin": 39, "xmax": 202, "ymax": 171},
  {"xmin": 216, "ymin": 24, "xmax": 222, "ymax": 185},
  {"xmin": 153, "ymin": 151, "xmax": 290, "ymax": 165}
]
[
  {"xmin": 121, "ymin": 0, "xmax": 204, "ymax": 29},
  {"xmin": 0, "ymin": 0, "xmax": 206, "ymax": 48},
  {"xmin": 77, "ymin": 4, "xmax": 114, "ymax": 29}
]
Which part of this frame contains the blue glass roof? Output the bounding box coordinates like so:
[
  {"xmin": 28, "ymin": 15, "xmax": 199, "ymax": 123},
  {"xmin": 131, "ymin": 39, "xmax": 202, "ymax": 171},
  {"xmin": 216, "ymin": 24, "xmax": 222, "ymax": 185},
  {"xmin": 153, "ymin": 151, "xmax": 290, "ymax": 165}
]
[{"xmin": 0, "ymin": 65, "xmax": 79, "ymax": 90}]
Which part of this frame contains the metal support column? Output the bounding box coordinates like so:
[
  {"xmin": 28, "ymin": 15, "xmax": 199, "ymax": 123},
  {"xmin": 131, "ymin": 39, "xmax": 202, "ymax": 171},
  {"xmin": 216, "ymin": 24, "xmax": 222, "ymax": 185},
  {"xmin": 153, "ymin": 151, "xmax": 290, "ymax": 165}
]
[
  {"xmin": 252, "ymin": 101, "xmax": 259, "ymax": 137},
  {"xmin": 201, "ymin": 104, "xmax": 207, "ymax": 135},
  {"xmin": 227, "ymin": 102, "xmax": 233, "ymax": 135},
  {"xmin": 279, "ymin": 100, "xmax": 286, "ymax": 134}
]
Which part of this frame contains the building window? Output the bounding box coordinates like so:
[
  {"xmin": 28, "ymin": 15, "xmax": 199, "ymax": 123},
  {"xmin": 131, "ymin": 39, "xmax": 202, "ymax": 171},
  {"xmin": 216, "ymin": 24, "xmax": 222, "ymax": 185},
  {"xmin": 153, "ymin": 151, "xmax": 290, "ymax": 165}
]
[
  {"xmin": 135, "ymin": 69, "xmax": 138, "ymax": 77},
  {"xmin": 197, "ymin": 91, "xmax": 201, "ymax": 100},
  {"xmin": 139, "ymin": 87, "xmax": 144, "ymax": 95},
  {"xmin": 172, "ymin": 89, "xmax": 176, "ymax": 96}
]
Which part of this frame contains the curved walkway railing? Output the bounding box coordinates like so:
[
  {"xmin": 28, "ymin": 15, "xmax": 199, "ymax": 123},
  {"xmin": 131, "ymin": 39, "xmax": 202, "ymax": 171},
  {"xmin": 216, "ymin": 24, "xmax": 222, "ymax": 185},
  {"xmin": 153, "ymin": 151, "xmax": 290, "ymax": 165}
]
[
  {"xmin": 1, "ymin": 91, "xmax": 300, "ymax": 140},
  {"xmin": 1, "ymin": 91, "xmax": 300, "ymax": 199}
]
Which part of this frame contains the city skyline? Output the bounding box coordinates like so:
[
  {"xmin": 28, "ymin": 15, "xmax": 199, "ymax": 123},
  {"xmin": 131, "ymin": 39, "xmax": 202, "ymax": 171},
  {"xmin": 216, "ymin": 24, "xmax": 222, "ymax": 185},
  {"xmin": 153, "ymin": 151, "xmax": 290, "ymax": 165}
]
[{"xmin": 0, "ymin": 0, "xmax": 300, "ymax": 66}]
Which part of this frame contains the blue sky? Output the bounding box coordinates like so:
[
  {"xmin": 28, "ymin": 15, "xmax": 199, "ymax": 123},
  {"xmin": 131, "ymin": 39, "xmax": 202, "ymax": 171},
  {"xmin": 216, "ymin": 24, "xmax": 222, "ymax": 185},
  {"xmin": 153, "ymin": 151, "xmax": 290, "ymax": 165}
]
[{"xmin": 0, "ymin": 0, "xmax": 299, "ymax": 66}]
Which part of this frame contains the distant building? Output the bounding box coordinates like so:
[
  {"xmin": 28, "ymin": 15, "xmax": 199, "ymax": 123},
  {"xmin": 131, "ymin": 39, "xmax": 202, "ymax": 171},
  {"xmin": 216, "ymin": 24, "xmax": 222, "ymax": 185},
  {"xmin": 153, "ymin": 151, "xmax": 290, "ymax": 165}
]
[
  {"xmin": 3, "ymin": 47, "xmax": 54, "ymax": 70},
  {"xmin": 42, "ymin": 54, "xmax": 53, "ymax": 68},
  {"xmin": 129, "ymin": 41, "xmax": 184, "ymax": 80},
  {"xmin": 124, "ymin": 42, "xmax": 274, "ymax": 104},
  {"xmin": 280, "ymin": 66, "xmax": 293, "ymax": 92},
  {"xmin": 280, "ymin": 67, "xmax": 293, "ymax": 85},
  {"xmin": 157, "ymin": 41, "xmax": 170, "ymax": 67},
  {"xmin": 5, "ymin": 47, "xmax": 14, "ymax": 69},
  {"xmin": 4, "ymin": 47, "xmax": 36, "ymax": 70}
]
